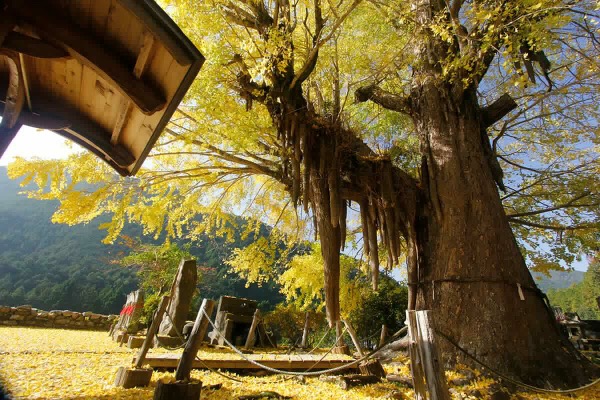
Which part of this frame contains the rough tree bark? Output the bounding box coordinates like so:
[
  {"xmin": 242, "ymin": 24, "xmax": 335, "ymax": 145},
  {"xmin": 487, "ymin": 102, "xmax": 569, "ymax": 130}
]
[{"xmin": 409, "ymin": 85, "xmax": 592, "ymax": 386}]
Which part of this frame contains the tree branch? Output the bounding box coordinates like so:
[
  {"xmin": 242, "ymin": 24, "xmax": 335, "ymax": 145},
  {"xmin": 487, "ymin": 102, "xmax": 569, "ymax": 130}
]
[
  {"xmin": 354, "ymin": 84, "xmax": 411, "ymax": 114},
  {"xmin": 481, "ymin": 93, "xmax": 517, "ymax": 127},
  {"xmin": 506, "ymin": 192, "xmax": 594, "ymax": 218},
  {"xmin": 508, "ymin": 218, "xmax": 599, "ymax": 231}
]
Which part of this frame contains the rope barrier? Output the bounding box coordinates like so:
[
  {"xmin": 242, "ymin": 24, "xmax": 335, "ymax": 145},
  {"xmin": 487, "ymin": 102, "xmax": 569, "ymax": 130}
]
[
  {"xmin": 201, "ymin": 307, "xmax": 408, "ymax": 377},
  {"xmin": 435, "ymin": 329, "xmax": 600, "ymax": 394},
  {"xmin": 194, "ymin": 355, "xmax": 244, "ymax": 382},
  {"xmin": 153, "ymin": 312, "xmax": 187, "ymax": 350},
  {"xmin": 306, "ymin": 326, "xmax": 333, "ymax": 355}
]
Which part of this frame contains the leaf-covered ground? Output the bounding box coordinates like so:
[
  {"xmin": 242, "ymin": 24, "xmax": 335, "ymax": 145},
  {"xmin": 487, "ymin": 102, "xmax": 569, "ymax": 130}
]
[{"xmin": 0, "ymin": 327, "xmax": 597, "ymax": 399}]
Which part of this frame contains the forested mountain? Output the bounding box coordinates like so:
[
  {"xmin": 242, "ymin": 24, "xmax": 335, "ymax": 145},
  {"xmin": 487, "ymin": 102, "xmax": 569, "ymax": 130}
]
[
  {"xmin": 533, "ymin": 270, "xmax": 585, "ymax": 292},
  {"xmin": 0, "ymin": 167, "xmax": 283, "ymax": 314}
]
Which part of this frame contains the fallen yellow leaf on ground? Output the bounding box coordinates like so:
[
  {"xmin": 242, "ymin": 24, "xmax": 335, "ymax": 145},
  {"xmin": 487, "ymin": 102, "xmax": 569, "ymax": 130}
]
[{"xmin": 0, "ymin": 327, "xmax": 597, "ymax": 399}]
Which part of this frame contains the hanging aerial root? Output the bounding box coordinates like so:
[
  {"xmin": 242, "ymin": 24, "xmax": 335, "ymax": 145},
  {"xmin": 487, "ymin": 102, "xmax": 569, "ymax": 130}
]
[
  {"xmin": 340, "ymin": 199, "xmax": 347, "ymax": 251},
  {"xmin": 367, "ymin": 201, "xmax": 380, "ymax": 290},
  {"xmin": 301, "ymin": 125, "xmax": 310, "ymax": 213},
  {"xmin": 328, "ymin": 169, "xmax": 340, "ymax": 228},
  {"xmin": 360, "ymin": 199, "xmax": 370, "ymax": 257}
]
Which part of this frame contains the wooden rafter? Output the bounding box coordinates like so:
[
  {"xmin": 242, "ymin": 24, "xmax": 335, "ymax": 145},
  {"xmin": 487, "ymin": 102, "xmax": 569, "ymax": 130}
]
[
  {"xmin": 0, "ymin": 66, "xmax": 22, "ymax": 153},
  {"xmin": 0, "ymin": 96, "xmax": 135, "ymax": 167},
  {"xmin": 111, "ymin": 32, "xmax": 156, "ymax": 145},
  {"xmin": 0, "ymin": 51, "xmax": 25, "ymax": 129},
  {"xmin": 7, "ymin": 0, "xmax": 166, "ymax": 115},
  {"xmin": 2, "ymin": 32, "xmax": 69, "ymax": 59},
  {"xmin": 0, "ymin": 13, "xmax": 23, "ymax": 156}
]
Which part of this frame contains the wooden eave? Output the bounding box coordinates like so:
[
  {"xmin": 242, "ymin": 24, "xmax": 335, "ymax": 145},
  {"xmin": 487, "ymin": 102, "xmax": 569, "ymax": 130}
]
[{"xmin": 0, "ymin": 0, "xmax": 204, "ymax": 176}]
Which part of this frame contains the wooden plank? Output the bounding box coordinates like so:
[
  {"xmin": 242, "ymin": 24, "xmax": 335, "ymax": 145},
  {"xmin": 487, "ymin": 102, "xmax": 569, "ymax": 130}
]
[
  {"xmin": 407, "ymin": 311, "xmax": 427, "ymax": 400},
  {"xmin": 217, "ymin": 296, "xmax": 258, "ymax": 317},
  {"xmin": 1, "ymin": 32, "xmax": 69, "ymax": 59},
  {"xmin": 407, "ymin": 310, "xmax": 450, "ymax": 400},
  {"xmin": 141, "ymin": 354, "xmax": 357, "ymax": 371},
  {"xmin": 301, "ymin": 312, "xmax": 310, "ymax": 348},
  {"xmin": 134, "ymin": 295, "xmax": 170, "ymax": 369},
  {"xmin": 111, "ymin": 32, "xmax": 155, "ymax": 145},
  {"xmin": 134, "ymin": 32, "xmax": 155, "ymax": 78},
  {"xmin": 0, "ymin": 52, "xmax": 24, "ymax": 129},
  {"xmin": 244, "ymin": 309, "xmax": 261, "ymax": 350},
  {"xmin": 9, "ymin": 0, "xmax": 166, "ymax": 114},
  {"xmin": 342, "ymin": 320, "xmax": 364, "ymax": 357},
  {"xmin": 89, "ymin": 1, "xmax": 112, "ymax": 38},
  {"xmin": 175, "ymin": 299, "xmax": 216, "ymax": 381},
  {"xmin": 64, "ymin": 58, "xmax": 83, "ymax": 110},
  {"xmin": 119, "ymin": 41, "xmax": 171, "ymax": 156}
]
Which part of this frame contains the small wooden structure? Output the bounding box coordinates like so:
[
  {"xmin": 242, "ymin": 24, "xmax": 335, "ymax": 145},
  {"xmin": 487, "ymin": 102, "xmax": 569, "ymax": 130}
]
[
  {"xmin": 208, "ymin": 296, "xmax": 273, "ymax": 348},
  {"xmin": 0, "ymin": 0, "xmax": 204, "ymax": 175}
]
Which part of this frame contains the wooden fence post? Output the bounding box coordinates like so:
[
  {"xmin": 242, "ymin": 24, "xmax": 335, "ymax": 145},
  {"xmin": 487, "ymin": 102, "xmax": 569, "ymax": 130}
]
[
  {"xmin": 174, "ymin": 299, "xmax": 216, "ymax": 381},
  {"xmin": 114, "ymin": 295, "xmax": 170, "ymax": 388},
  {"xmin": 342, "ymin": 319, "xmax": 364, "ymax": 357},
  {"xmin": 135, "ymin": 295, "xmax": 170, "ymax": 368},
  {"xmin": 379, "ymin": 324, "xmax": 388, "ymax": 348},
  {"xmin": 300, "ymin": 311, "xmax": 310, "ymax": 348},
  {"xmin": 245, "ymin": 309, "xmax": 261, "ymax": 350},
  {"xmin": 406, "ymin": 310, "xmax": 450, "ymax": 400}
]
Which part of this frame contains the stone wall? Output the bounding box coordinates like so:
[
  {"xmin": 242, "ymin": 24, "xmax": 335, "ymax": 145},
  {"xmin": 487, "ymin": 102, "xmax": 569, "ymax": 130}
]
[{"xmin": 0, "ymin": 305, "xmax": 118, "ymax": 330}]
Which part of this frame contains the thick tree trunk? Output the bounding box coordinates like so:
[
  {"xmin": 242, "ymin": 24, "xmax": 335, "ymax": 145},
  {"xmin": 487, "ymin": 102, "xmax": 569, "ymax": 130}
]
[
  {"xmin": 410, "ymin": 83, "xmax": 594, "ymax": 386},
  {"xmin": 311, "ymin": 162, "xmax": 342, "ymax": 326}
]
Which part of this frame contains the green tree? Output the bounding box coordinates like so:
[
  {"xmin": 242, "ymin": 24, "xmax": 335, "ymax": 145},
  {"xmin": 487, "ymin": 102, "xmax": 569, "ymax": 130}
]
[
  {"xmin": 116, "ymin": 240, "xmax": 196, "ymax": 322},
  {"xmin": 349, "ymin": 275, "xmax": 408, "ymax": 347},
  {"xmin": 549, "ymin": 258, "xmax": 600, "ymax": 319}
]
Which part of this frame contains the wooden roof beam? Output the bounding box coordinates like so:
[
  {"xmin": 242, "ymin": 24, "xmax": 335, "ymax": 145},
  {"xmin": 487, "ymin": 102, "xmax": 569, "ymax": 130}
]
[
  {"xmin": 111, "ymin": 32, "xmax": 156, "ymax": 145},
  {"xmin": 0, "ymin": 97, "xmax": 135, "ymax": 168},
  {"xmin": 0, "ymin": 52, "xmax": 25, "ymax": 130},
  {"xmin": 8, "ymin": 0, "xmax": 166, "ymax": 115},
  {"xmin": 0, "ymin": 52, "xmax": 23, "ymax": 155},
  {"xmin": 3, "ymin": 32, "xmax": 70, "ymax": 59}
]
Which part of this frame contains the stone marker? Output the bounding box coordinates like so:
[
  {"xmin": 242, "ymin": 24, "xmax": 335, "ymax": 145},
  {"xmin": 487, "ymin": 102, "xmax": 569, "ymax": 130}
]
[{"xmin": 159, "ymin": 259, "xmax": 197, "ymax": 337}]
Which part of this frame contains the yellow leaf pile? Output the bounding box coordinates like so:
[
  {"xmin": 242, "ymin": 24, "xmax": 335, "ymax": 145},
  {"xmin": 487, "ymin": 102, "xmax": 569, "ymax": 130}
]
[{"xmin": 0, "ymin": 327, "xmax": 598, "ymax": 399}]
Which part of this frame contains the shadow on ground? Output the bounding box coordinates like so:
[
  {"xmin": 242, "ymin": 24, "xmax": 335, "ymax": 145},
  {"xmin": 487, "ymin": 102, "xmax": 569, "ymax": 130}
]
[
  {"xmin": 0, "ymin": 380, "xmax": 12, "ymax": 400},
  {"xmin": 29, "ymin": 385, "xmax": 233, "ymax": 400}
]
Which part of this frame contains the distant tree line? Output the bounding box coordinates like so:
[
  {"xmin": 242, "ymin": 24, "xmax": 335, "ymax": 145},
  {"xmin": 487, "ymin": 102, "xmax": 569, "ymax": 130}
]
[{"xmin": 547, "ymin": 257, "xmax": 600, "ymax": 320}]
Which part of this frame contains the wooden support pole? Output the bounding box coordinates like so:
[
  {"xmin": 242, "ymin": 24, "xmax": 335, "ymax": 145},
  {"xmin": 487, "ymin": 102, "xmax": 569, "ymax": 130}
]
[
  {"xmin": 244, "ymin": 309, "xmax": 261, "ymax": 350},
  {"xmin": 336, "ymin": 320, "xmax": 344, "ymax": 347},
  {"xmin": 300, "ymin": 311, "xmax": 310, "ymax": 348},
  {"xmin": 342, "ymin": 319, "xmax": 364, "ymax": 357},
  {"xmin": 332, "ymin": 320, "xmax": 349, "ymax": 355},
  {"xmin": 379, "ymin": 324, "xmax": 388, "ymax": 348},
  {"xmin": 175, "ymin": 299, "xmax": 216, "ymax": 382},
  {"xmin": 406, "ymin": 310, "xmax": 450, "ymax": 400},
  {"xmin": 134, "ymin": 295, "xmax": 170, "ymax": 369}
]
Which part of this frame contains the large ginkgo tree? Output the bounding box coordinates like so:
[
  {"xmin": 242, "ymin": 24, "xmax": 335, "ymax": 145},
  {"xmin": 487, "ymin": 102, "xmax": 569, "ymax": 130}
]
[{"xmin": 10, "ymin": 0, "xmax": 600, "ymax": 386}]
